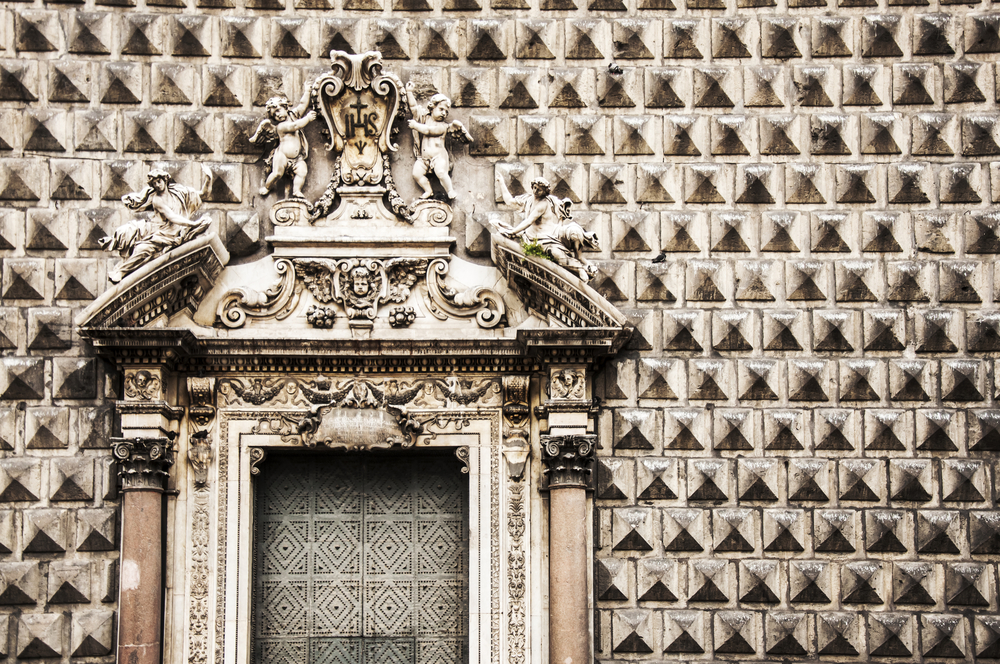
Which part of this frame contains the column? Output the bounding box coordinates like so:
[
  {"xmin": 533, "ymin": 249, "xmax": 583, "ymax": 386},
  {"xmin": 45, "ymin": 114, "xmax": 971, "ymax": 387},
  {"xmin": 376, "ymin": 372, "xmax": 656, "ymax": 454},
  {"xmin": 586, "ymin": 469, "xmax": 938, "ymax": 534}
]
[
  {"xmin": 542, "ymin": 433, "xmax": 595, "ymax": 664},
  {"xmin": 114, "ymin": 436, "xmax": 174, "ymax": 664}
]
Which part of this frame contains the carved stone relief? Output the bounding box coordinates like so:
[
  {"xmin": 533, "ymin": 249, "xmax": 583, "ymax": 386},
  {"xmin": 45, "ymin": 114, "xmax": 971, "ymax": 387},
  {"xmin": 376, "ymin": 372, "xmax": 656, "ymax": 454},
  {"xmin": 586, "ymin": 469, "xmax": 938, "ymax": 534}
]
[
  {"xmin": 124, "ymin": 369, "xmax": 162, "ymax": 401},
  {"xmin": 216, "ymin": 256, "xmax": 505, "ymax": 331}
]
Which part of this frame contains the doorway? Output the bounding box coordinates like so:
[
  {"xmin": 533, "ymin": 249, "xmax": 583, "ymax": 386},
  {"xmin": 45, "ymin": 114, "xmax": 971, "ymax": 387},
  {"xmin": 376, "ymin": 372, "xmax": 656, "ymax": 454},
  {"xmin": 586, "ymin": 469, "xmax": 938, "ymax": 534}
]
[{"xmin": 251, "ymin": 452, "xmax": 470, "ymax": 664}]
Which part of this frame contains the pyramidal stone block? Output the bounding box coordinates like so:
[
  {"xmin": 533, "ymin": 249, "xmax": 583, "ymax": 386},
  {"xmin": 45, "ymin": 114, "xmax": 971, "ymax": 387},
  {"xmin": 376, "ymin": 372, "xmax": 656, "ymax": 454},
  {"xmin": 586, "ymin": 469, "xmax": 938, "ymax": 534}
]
[
  {"xmin": 16, "ymin": 11, "xmax": 60, "ymax": 53},
  {"xmin": 24, "ymin": 109, "xmax": 66, "ymax": 152},
  {"xmin": 27, "ymin": 309, "xmax": 71, "ymax": 351},
  {"xmin": 467, "ymin": 20, "xmax": 506, "ymax": 61},
  {"xmin": 966, "ymin": 14, "xmax": 1000, "ymax": 54},
  {"xmin": 17, "ymin": 613, "xmax": 64, "ymax": 659},
  {"xmin": 548, "ymin": 68, "xmax": 589, "ymax": 109},
  {"xmin": 596, "ymin": 558, "xmax": 628, "ymax": 601},
  {"xmin": 76, "ymin": 110, "xmax": 117, "ymax": 153},
  {"xmin": 203, "ymin": 65, "xmax": 246, "ymax": 107},
  {"xmin": 49, "ymin": 61, "xmax": 90, "ymax": 105},
  {"xmin": 152, "ymin": 64, "xmax": 195, "ymax": 105},
  {"xmin": 963, "ymin": 114, "xmax": 1000, "ymax": 157},
  {"xmin": 565, "ymin": 20, "xmax": 605, "ymax": 59},
  {"xmin": 946, "ymin": 63, "xmax": 985, "ymax": 103},
  {"xmin": 419, "ymin": 20, "xmax": 459, "ymax": 60},
  {"xmin": 26, "ymin": 209, "xmax": 68, "ymax": 250},
  {"xmin": 48, "ymin": 560, "xmax": 91, "ymax": 604},
  {"xmin": 613, "ymin": 19, "xmax": 655, "ymax": 59},
  {"xmin": 100, "ymin": 62, "xmax": 141, "ymax": 105},
  {"xmin": 3, "ymin": 259, "xmax": 45, "ymax": 300},
  {"xmin": 645, "ymin": 571, "xmax": 682, "ymax": 606},
  {"xmin": 23, "ymin": 509, "xmax": 69, "ymax": 553},
  {"xmin": 77, "ymin": 508, "xmax": 117, "ymax": 551},
  {"xmin": 812, "ymin": 17, "xmax": 853, "ymax": 57},
  {"xmin": 613, "ymin": 609, "xmax": 653, "ymax": 653},
  {"xmin": 862, "ymin": 15, "xmax": 903, "ymax": 57},
  {"xmin": 50, "ymin": 458, "xmax": 95, "ymax": 502},
  {"xmin": 319, "ymin": 19, "xmax": 358, "ymax": 55},
  {"xmin": 124, "ymin": 110, "xmax": 167, "ymax": 154},
  {"xmin": 71, "ymin": 611, "xmax": 114, "ymax": 657},
  {"xmin": 694, "ymin": 67, "xmax": 736, "ymax": 108},
  {"xmin": 122, "ymin": 14, "xmax": 163, "ymax": 56},
  {"xmin": 516, "ymin": 20, "xmax": 556, "ymax": 59},
  {"xmin": 67, "ymin": 13, "xmax": 111, "ymax": 55},
  {"xmin": 499, "ymin": 68, "xmax": 539, "ymax": 110},
  {"xmin": 0, "ymin": 562, "xmax": 39, "ymax": 605},
  {"xmin": 598, "ymin": 68, "xmax": 638, "ymax": 108},
  {"xmin": 665, "ymin": 20, "xmax": 703, "ymax": 59},
  {"xmin": 0, "ymin": 61, "xmax": 38, "ymax": 103},
  {"xmin": 173, "ymin": 15, "xmax": 211, "ymax": 57}
]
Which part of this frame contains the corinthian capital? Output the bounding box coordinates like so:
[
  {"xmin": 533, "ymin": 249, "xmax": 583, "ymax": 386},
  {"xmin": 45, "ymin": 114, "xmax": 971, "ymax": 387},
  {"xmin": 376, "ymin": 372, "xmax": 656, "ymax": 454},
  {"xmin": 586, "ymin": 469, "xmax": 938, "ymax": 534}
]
[
  {"xmin": 541, "ymin": 434, "xmax": 595, "ymax": 489},
  {"xmin": 113, "ymin": 437, "xmax": 175, "ymax": 491}
]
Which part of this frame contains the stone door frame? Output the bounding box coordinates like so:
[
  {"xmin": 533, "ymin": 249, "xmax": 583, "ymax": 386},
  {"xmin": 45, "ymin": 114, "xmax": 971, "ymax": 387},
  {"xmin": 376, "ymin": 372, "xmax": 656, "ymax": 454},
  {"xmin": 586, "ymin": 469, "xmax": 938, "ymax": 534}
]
[{"xmin": 176, "ymin": 382, "xmax": 531, "ymax": 664}]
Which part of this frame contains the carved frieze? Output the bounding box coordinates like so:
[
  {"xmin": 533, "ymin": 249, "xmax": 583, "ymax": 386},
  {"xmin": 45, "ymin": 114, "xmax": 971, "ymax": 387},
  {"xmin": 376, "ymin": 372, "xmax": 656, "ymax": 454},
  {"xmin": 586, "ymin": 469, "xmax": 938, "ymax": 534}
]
[
  {"xmin": 223, "ymin": 375, "xmax": 501, "ymax": 410},
  {"xmin": 215, "ymin": 256, "xmax": 505, "ymax": 331}
]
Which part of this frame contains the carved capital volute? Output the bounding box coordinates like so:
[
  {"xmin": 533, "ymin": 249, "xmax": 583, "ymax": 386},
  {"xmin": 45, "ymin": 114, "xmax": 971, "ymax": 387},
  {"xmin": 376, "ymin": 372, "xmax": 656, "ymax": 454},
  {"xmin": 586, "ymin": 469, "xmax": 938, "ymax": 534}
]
[
  {"xmin": 112, "ymin": 437, "xmax": 175, "ymax": 492},
  {"xmin": 541, "ymin": 434, "xmax": 595, "ymax": 490}
]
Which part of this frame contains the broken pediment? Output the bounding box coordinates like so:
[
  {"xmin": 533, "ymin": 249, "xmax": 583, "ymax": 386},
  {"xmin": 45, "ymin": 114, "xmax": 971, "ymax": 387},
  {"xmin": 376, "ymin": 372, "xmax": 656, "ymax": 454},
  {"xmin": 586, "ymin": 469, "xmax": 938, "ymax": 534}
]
[{"xmin": 78, "ymin": 49, "xmax": 629, "ymax": 358}]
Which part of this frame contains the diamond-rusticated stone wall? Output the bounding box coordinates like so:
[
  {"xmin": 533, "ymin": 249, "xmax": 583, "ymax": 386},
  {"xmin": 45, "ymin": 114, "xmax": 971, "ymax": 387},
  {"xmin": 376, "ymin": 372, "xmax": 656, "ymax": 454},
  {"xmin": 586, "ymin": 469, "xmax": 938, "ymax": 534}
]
[{"xmin": 1, "ymin": 0, "xmax": 1000, "ymax": 660}]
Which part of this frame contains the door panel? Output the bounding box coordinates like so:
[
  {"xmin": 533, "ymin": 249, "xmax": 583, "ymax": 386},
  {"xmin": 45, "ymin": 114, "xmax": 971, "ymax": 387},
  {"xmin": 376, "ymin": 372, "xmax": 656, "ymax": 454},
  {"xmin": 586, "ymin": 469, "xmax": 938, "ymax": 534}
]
[{"xmin": 253, "ymin": 454, "xmax": 469, "ymax": 664}]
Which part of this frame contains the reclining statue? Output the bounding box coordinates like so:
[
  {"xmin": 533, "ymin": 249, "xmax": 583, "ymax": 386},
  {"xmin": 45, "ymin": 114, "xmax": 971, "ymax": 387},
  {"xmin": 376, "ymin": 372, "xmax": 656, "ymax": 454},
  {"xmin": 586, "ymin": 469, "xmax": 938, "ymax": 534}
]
[
  {"xmin": 493, "ymin": 174, "xmax": 599, "ymax": 282},
  {"xmin": 101, "ymin": 166, "xmax": 212, "ymax": 283}
]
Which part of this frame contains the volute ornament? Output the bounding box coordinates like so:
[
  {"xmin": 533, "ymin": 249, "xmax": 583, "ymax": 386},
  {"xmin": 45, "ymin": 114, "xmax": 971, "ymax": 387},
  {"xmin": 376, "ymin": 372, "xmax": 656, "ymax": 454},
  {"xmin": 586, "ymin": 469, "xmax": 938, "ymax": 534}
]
[
  {"xmin": 113, "ymin": 437, "xmax": 176, "ymax": 491},
  {"xmin": 541, "ymin": 434, "xmax": 595, "ymax": 489}
]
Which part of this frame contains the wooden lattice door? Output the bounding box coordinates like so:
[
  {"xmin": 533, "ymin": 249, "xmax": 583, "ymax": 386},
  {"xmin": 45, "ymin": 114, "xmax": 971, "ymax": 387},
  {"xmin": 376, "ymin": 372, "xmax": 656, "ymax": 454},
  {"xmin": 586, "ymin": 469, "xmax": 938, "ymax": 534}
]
[{"xmin": 252, "ymin": 453, "xmax": 469, "ymax": 664}]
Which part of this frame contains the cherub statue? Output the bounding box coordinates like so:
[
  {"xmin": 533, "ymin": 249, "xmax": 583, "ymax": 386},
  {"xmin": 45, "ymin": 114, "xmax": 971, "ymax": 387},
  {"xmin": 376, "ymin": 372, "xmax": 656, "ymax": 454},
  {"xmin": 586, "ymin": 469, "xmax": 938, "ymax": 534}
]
[
  {"xmin": 100, "ymin": 166, "xmax": 212, "ymax": 283},
  {"xmin": 494, "ymin": 174, "xmax": 600, "ymax": 282},
  {"xmin": 405, "ymin": 83, "xmax": 473, "ymax": 200},
  {"xmin": 250, "ymin": 87, "xmax": 317, "ymax": 199}
]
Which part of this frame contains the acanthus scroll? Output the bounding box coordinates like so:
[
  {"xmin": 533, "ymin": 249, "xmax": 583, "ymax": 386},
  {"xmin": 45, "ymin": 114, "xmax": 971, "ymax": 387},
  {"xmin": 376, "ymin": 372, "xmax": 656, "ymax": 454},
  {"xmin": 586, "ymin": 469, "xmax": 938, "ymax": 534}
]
[
  {"xmin": 216, "ymin": 259, "xmax": 300, "ymax": 329},
  {"xmin": 424, "ymin": 258, "xmax": 505, "ymax": 329}
]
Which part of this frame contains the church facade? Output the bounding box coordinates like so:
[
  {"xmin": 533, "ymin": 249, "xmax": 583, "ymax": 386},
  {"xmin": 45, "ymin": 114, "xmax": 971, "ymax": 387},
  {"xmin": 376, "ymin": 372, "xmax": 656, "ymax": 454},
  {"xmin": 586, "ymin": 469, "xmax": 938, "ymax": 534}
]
[{"xmin": 0, "ymin": 0, "xmax": 998, "ymax": 662}]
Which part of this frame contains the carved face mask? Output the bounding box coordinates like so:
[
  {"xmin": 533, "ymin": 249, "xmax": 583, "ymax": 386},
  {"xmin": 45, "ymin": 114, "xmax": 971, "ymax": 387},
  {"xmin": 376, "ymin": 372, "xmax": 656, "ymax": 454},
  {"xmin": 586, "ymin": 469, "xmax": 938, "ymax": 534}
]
[{"xmin": 350, "ymin": 268, "xmax": 371, "ymax": 296}]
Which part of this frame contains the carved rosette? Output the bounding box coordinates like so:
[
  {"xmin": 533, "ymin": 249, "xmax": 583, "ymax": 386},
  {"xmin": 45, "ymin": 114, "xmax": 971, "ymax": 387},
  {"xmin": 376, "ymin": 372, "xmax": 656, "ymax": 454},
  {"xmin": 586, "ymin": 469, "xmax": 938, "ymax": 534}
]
[
  {"xmin": 541, "ymin": 435, "xmax": 595, "ymax": 489},
  {"xmin": 113, "ymin": 437, "xmax": 176, "ymax": 491}
]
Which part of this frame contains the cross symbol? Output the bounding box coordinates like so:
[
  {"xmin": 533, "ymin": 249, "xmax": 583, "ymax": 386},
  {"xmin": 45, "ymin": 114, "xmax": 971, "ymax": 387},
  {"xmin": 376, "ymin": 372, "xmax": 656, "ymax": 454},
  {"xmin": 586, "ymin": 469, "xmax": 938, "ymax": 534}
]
[{"xmin": 349, "ymin": 96, "xmax": 368, "ymax": 115}]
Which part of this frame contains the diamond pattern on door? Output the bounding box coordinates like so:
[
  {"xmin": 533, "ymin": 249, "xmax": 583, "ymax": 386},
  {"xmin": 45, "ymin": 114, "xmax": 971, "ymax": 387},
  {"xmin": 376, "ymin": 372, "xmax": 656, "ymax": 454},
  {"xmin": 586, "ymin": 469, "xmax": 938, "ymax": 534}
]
[{"xmin": 253, "ymin": 454, "xmax": 469, "ymax": 664}]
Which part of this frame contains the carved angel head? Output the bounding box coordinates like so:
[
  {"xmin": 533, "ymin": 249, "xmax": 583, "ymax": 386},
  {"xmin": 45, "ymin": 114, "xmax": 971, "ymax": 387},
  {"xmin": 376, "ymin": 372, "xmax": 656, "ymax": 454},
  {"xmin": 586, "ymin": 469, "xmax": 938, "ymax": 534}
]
[
  {"xmin": 427, "ymin": 93, "xmax": 452, "ymax": 121},
  {"xmin": 349, "ymin": 266, "xmax": 372, "ymax": 297},
  {"xmin": 264, "ymin": 96, "xmax": 291, "ymax": 121}
]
